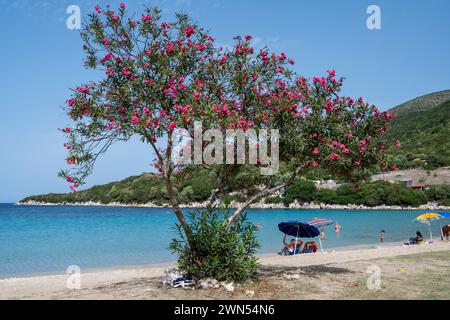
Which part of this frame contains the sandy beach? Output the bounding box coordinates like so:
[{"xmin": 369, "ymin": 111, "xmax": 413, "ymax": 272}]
[{"xmin": 1, "ymin": 241, "xmax": 449, "ymax": 300}]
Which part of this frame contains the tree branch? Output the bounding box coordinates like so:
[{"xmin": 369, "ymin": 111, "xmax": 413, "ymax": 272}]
[{"xmin": 226, "ymin": 164, "xmax": 306, "ymax": 229}]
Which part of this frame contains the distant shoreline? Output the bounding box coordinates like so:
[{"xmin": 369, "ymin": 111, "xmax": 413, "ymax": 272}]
[{"xmin": 16, "ymin": 200, "xmax": 450, "ymax": 211}]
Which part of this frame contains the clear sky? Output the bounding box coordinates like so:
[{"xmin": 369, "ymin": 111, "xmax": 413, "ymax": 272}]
[{"xmin": 0, "ymin": 0, "xmax": 449, "ymax": 202}]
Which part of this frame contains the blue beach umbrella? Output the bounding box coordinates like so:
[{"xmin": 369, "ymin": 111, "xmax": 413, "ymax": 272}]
[
  {"xmin": 278, "ymin": 221, "xmax": 320, "ymax": 255},
  {"xmin": 278, "ymin": 221, "xmax": 320, "ymax": 238}
]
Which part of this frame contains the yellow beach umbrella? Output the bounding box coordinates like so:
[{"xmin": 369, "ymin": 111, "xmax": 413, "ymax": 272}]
[{"xmin": 413, "ymin": 212, "xmax": 444, "ymax": 242}]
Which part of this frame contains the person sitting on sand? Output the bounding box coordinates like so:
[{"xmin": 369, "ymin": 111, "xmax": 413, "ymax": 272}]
[
  {"xmin": 408, "ymin": 231, "xmax": 424, "ymax": 245},
  {"xmin": 279, "ymin": 235, "xmax": 302, "ymax": 255}
]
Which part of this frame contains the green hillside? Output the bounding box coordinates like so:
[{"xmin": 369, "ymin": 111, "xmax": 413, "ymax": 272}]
[
  {"xmin": 386, "ymin": 90, "xmax": 450, "ymax": 169},
  {"xmin": 389, "ymin": 90, "xmax": 450, "ymax": 114},
  {"xmin": 21, "ymin": 169, "xmax": 216, "ymax": 205}
]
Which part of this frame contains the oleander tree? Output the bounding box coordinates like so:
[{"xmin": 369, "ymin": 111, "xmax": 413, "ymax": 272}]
[{"xmin": 59, "ymin": 4, "xmax": 396, "ymax": 277}]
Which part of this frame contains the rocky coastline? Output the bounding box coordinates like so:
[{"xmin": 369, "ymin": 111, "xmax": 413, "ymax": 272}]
[{"xmin": 16, "ymin": 200, "xmax": 450, "ymax": 211}]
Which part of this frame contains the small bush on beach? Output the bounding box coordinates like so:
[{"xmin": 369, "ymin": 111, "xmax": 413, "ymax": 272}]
[{"xmin": 169, "ymin": 207, "xmax": 259, "ymax": 283}]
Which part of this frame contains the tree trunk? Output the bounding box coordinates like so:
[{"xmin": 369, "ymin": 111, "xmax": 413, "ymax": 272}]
[
  {"xmin": 226, "ymin": 183, "xmax": 286, "ymax": 229},
  {"xmin": 164, "ymin": 175, "xmax": 193, "ymax": 243}
]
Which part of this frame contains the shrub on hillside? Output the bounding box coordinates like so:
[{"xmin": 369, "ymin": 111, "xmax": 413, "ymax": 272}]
[
  {"xmin": 335, "ymin": 183, "xmax": 362, "ymax": 205},
  {"xmin": 426, "ymin": 184, "xmax": 450, "ymax": 206},
  {"xmin": 264, "ymin": 196, "xmax": 283, "ymax": 204},
  {"xmin": 314, "ymin": 189, "xmax": 337, "ymax": 204},
  {"xmin": 191, "ymin": 176, "xmax": 214, "ymax": 201},
  {"xmin": 283, "ymin": 180, "xmax": 318, "ymax": 205}
]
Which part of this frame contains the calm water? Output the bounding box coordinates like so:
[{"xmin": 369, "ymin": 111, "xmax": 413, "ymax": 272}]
[{"xmin": 0, "ymin": 203, "xmax": 444, "ymax": 277}]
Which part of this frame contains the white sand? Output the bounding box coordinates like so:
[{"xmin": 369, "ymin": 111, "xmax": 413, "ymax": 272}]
[{"xmin": 1, "ymin": 241, "xmax": 449, "ymax": 299}]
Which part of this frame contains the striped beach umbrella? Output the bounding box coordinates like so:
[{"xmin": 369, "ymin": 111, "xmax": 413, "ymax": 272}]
[
  {"xmin": 307, "ymin": 218, "xmax": 335, "ymax": 228},
  {"xmin": 306, "ymin": 218, "xmax": 335, "ymax": 253}
]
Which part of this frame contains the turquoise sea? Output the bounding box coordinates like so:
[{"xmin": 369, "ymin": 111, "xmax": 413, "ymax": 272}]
[{"xmin": 0, "ymin": 203, "xmax": 444, "ymax": 278}]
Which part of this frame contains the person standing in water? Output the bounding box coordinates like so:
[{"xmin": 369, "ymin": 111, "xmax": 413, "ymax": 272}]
[
  {"xmin": 380, "ymin": 229, "xmax": 385, "ymax": 243},
  {"xmin": 335, "ymin": 222, "xmax": 341, "ymax": 233},
  {"xmin": 320, "ymin": 229, "xmax": 326, "ymax": 240}
]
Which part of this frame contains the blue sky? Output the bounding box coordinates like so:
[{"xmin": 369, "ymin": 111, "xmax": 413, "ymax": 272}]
[{"xmin": 0, "ymin": 0, "xmax": 449, "ymax": 202}]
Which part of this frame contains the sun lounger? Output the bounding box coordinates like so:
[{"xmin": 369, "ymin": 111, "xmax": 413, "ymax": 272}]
[{"xmin": 301, "ymin": 246, "xmax": 315, "ymax": 254}]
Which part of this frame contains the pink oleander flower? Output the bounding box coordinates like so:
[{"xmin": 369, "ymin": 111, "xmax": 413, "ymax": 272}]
[
  {"xmin": 185, "ymin": 25, "xmax": 195, "ymax": 37},
  {"xmin": 76, "ymin": 86, "xmax": 88, "ymax": 94},
  {"xmin": 61, "ymin": 127, "xmax": 71, "ymax": 134},
  {"xmin": 313, "ymin": 76, "xmax": 327, "ymax": 88},
  {"xmin": 102, "ymin": 38, "xmax": 111, "ymax": 46},
  {"xmin": 66, "ymin": 98, "xmax": 75, "ymax": 106},
  {"xmin": 120, "ymin": 3, "xmax": 125, "ymax": 9},
  {"xmin": 347, "ymin": 133, "xmax": 353, "ymax": 139},
  {"xmin": 131, "ymin": 116, "xmax": 139, "ymax": 125},
  {"xmin": 100, "ymin": 53, "xmax": 113, "ymax": 63},
  {"xmin": 312, "ymin": 160, "xmax": 318, "ymax": 168},
  {"xmin": 330, "ymin": 152, "xmax": 340, "ymax": 161},
  {"xmin": 245, "ymin": 35, "xmax": 252, "ymax": 41},
  {"xmin": 168, "ymin": 121, "xmax": 176, "ymax": 131},
  {"xmin": 312, "ymin": 147, "xmax": 319, "ymax": 155},
  {"xmin": 327, "ymin": 69, "xmax": 336, "ymax": 78},
  {"xmin": 325, "ymin": 100, "xmax": 333, "ymax": 113},
  {"xmin": 141, "ymin": 14, "xmax": 152, "ymax": 21},
  {"xmin": 394, "ymin": 140, "xmax": 401, "ymax": 148},
  {"xmin": 359, "ymin": 147, "xmax": 365, "ymax": 155},
  {"xmin": 348, "ymin": 97, "xmax": 354, "ymax": 105}
]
